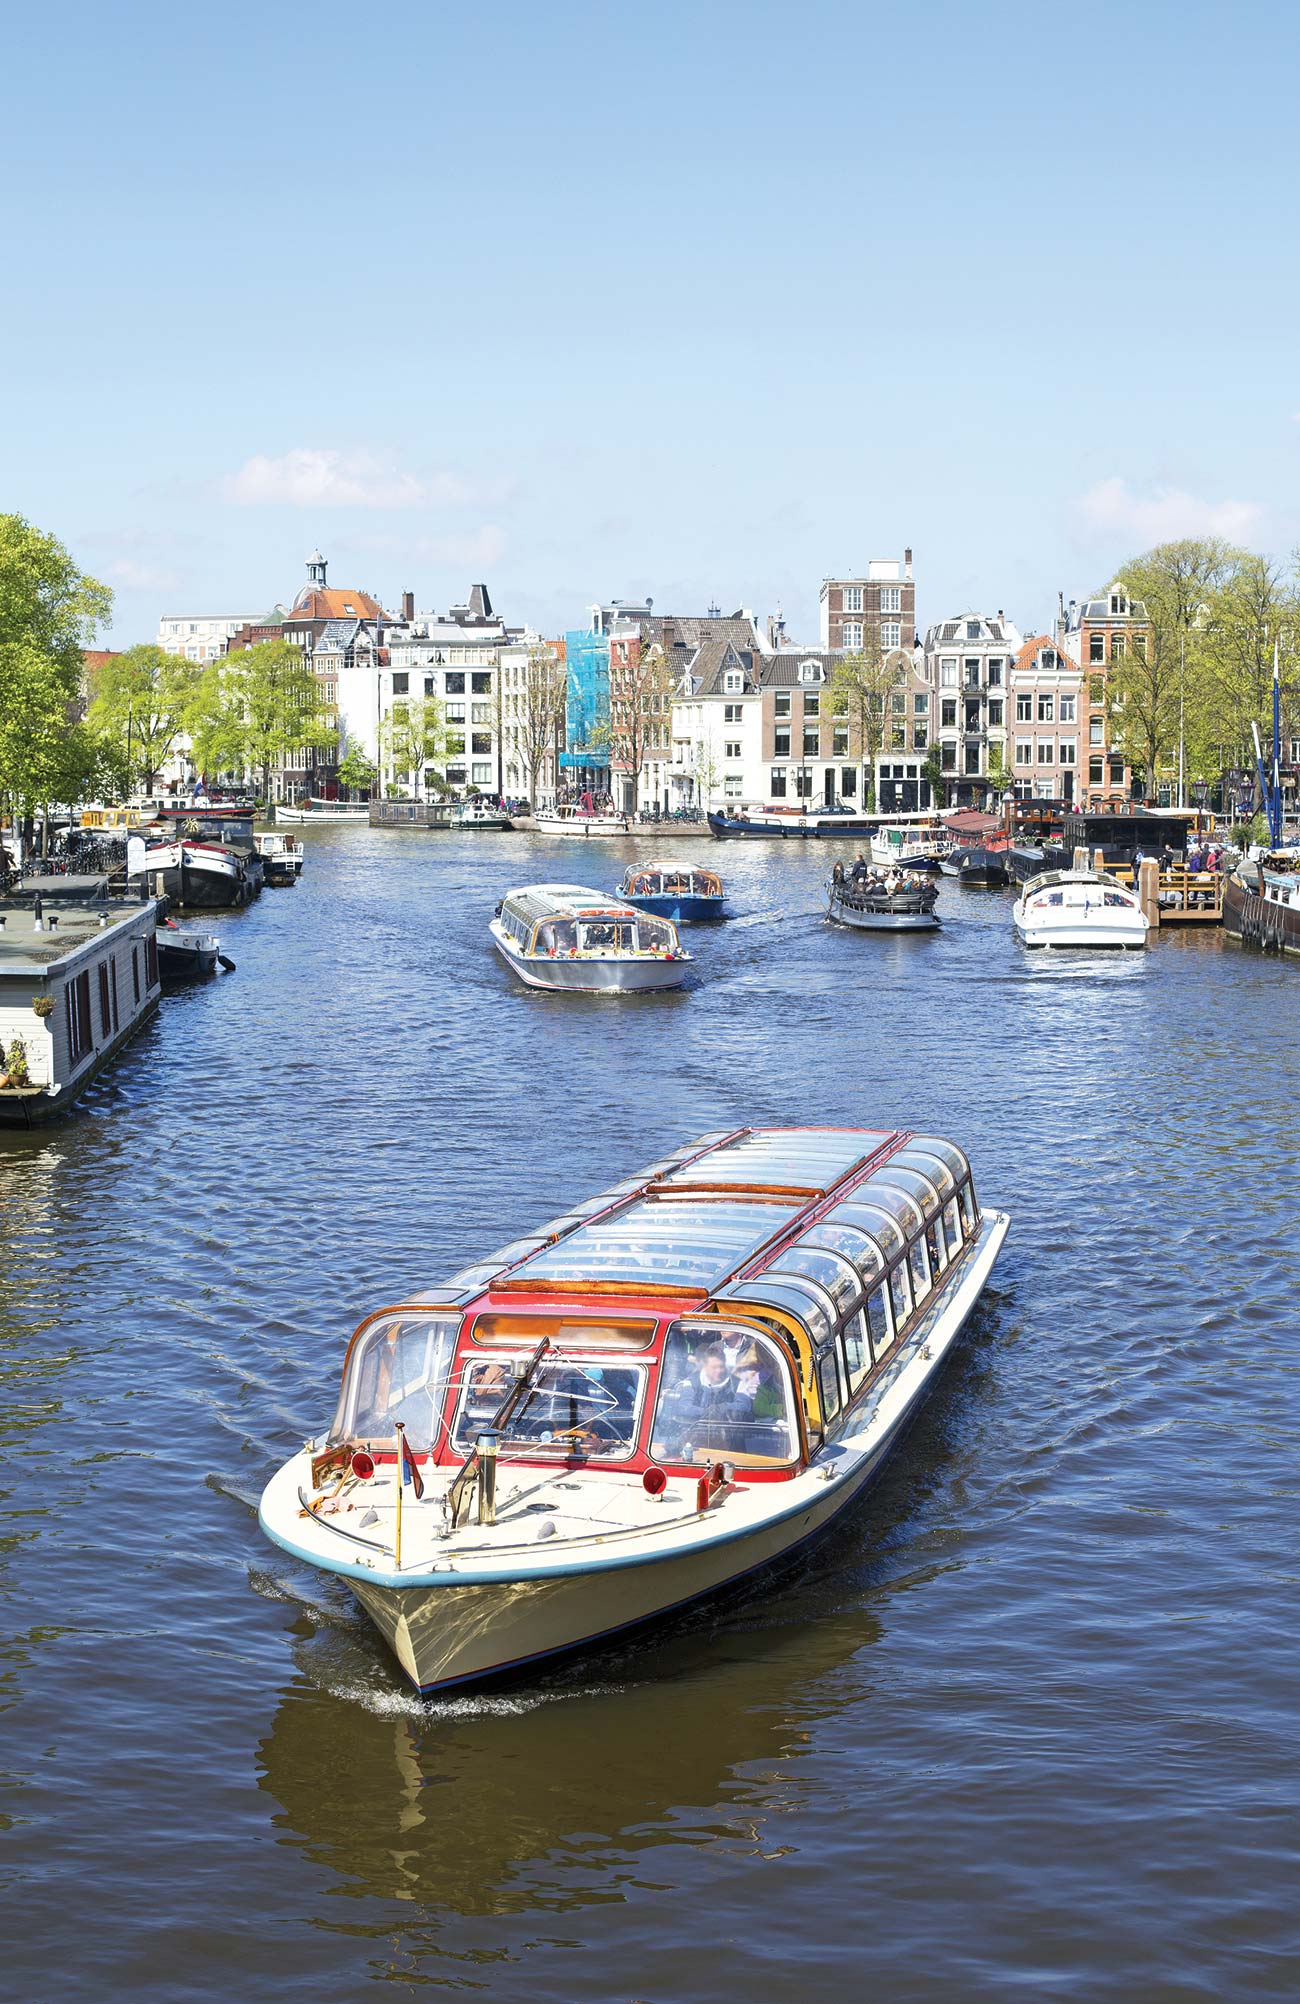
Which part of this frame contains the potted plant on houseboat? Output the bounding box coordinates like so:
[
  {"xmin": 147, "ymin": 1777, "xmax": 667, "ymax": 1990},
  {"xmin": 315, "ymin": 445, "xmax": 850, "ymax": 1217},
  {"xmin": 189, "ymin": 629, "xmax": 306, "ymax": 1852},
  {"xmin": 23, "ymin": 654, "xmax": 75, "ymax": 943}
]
[
  {"xmin": 1, "ymin": 1038, "xmax": 32, "ymax": 1090},
  {"xmin": 31, "ymin": 994, "xmax": 55, "ymax": 1021}
]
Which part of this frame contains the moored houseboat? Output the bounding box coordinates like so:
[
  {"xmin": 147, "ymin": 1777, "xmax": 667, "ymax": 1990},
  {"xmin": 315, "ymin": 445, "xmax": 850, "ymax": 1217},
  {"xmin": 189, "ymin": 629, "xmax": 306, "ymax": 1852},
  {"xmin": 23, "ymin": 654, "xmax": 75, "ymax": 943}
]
[
  {"xmin": 0, "ymin": 886, "xmax": 163, "ymax": 1125},
  {"xmin": 490, "ymin": 885, "xmax": 692, "ymax": 993},
  {"xmin": 143, "ymin": 802, "xmax": 263, "ymax": 908},
  {"xmin": 707, "ymin": 805, "xmax": 875, "ymax": 840},
  {"xmin": 618, "ymin": 863, "xmax": 728, "ymax": 921},
  {"xmin": 1013, "ymin": 868, "xmax": 1148, "ymax": 949},
  {"xmin": 258, "ymin": 1124, "xmax": 1009, "ymax": 1693},
  {"xmin": 275, "ymin": 799, "xmax": 370, "ymax": 825},
  {"xmin": 1223, "ymin": 856, "xmax": 1300, "ymax": 955}
]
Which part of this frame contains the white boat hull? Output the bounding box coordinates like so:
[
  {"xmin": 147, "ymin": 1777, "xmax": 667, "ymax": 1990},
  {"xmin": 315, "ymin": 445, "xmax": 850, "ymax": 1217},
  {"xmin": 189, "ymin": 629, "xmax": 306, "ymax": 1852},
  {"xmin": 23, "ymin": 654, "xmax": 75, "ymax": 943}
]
[
  {"xmin": 490, "ymin": 926, "xmax": 689, "ymax": 992},
  {"xmin": 275, "ymin": 805, "xmax": 369, "ymax": 825},
  {"xmin": 1014, "ymin": 916, "xmax": 1147, "ymax": 948},
  {"xmin": 533, "ymin": 814, "xmax": 631, "ymax": 837}
]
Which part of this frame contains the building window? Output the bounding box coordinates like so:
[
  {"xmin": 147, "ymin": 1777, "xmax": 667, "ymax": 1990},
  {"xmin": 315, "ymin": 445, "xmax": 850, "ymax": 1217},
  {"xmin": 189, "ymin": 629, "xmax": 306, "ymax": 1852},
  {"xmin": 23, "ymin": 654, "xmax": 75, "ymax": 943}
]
[
  {"xmin": 841, "ymin": 767, "xmax": 857, "ymax": 795},
  {"xmin": 471, "ymin": 733, "xmax": 492, "ymax": 754},
  {"xmin": 1090, "ymin": 720, "xmax": 1103, "ymax": 745},
  {"xmin": 964, "ymin": 659, "xmax": 981, "ymax": 688},
  {"xmin": 1059, "ymin": 694, "xmax": 1076, "ymax": 722},
  {"xmin": 844, "ymin": 586, "xmax": 862, "ymax": 612},
  {"xmin": 803, "ymin": 727, "xmax": 820, "ymax": 757},
  {"xmin": 1060, "ymin": 740, "xmax": 1076, "ymax": 765},
  {"xmin": 471, "ymin": 762, "xmax": 493, "ymax": 784},
  {"xmin": 1089, "ymin": 676, "xmax": 1105, "ymax": 706},
  {"xmin": 723, "ymin": 703, "xmax": 742, "ymax": 723},
  {"xmin": 1037, "ymin": 740, "xmax": 1054, "ymax": 765},
  {"xmin": 832, "ymin": 729, "xmax": 849, "ymax": 757},
  {"xmin": 1015, "ymin": 739, "xmax": 1032, "ymax": 766},
  {"xmin": 723, "ymin": 776, "xmax": 742, "ymax": 797},
  {"xmin": 445, "ymin": 672, "xmax": 466, "ymax": 693},
  {"xmin": 131, "ymin": 948, "xmax": 140, "ymax": 1002},
  {"xmin": 724, "ymin": 672, "xmax": 743, "ymax": 692},
  {"xmin": 1111, "ymin": 633, "xmax": 1126, "ymax": 658},
  {"xmin": 941, "ymin": 744, "xmax": 956, "ymax": 771},
  {"xmin": 966, "ymin": 622, "xmax": 981, "ymax": 640},
  {"xmin": 770, "ymin": 769, "xmax": 787, "ymax": 797},
  {"xmin": 912, "ymin": 726, "xmax": 928, "ymax": 750},
  {"xmin": 795, "ymin": 769, "xmax": 813, "ymax": 798},
  {"xmin": 880, "ymin": 585, "xmax": 900, "ymax": 613},
  {"xmin": 964, "ymin": 744, "xmax": 981, "ymax": 775},
  {"xmin": 964, "ymin": 701, "xmax": 981, "ymax": 732},
  {"xmin": 774, "ymin": 727, "xmax": 790, "ymax": 758},
  {"xmin": 1089, "ymin": 757, "xmax": 1104, "ymax": 783},
  {"xmin": 1089, "ymin": 634, "xmax": 1105, "ymax": 664},
  {"xmin": 1109, "ymin": 757, "xmax": 1125, "ymax": 782},
  {"xmin": 941, "ymin": 699, "xmax": 957, "ymax": 728},
  {"xmin": 391, "ymin": 672, "xmax": 409, "ymax": 695},
  {"xmin": 1037, "ymin": 694, "xmax": 1054, "ymax": 723},
  {"xmin": 724, "ymin": 740, "xmax": 742, "ymax": 760},
  {"xmin": 987, "ymin": 661, "xmax": 1003, "ymax": 686},
  {"xmin": 472, "ymin": 703, "xmax": 492, "ymax": 724},
  {"xmin": 892, "ymin": 691, "xmax": 906, "ymax": 716},
  {"xmin": 842, "ymin": 622, "xmax": 863, "ymax": 649},
  {"xmin": 891, "ymin": 726, "xmax": 906, "ymax": 749},
  {"xmin": 913, "ymin": 693, "xmax": 928, "ymax": 715},
  {"xmin": 445, "ymin": 703, "xmax": 465, "ymax": 723},
  {"xmin": 987, "ymin": 701, "xmax": 1002, "ymax": 727},
  {"xmin": 881, "ymin": 622, "xmax": 901, "ymax": 650},
  {"xmin": 1110, "ymin": 592, "xmax": 1128, "ymax": 615},
  {"xmin": 98, "ymin": 962, "xmax": 112, "ymax": 1037},
  {"xmin": 774, "ymin": 692, "xmax": 791, "ymax": 718},
  {"xmin": 471, "ymin": 673, "xmax": 491, "ymax": 694},
  {"xmin": 804, "ymin": 693, "xmax": 820, "ymax": 718},
  {"xmin": 940, "ymin": 658, "xmax": 957, "ymax": 686}
]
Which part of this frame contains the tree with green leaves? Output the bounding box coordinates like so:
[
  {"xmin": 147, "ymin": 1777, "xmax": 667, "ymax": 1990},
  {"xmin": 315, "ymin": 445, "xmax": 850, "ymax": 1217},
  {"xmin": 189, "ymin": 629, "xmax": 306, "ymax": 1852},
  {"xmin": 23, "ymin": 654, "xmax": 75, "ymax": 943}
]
[
  {"xmin": 86, "ymin": 644, "xmax": 200, "ymax": 792},
  {"xmin": 922, "ymin": 741, "xmax": 946, "ymax": 810},
  {"xmin": 984, "ymin": 743, "xmax": 1014, "ymax": 802},
  {"xmin": 1111, "ymin": 538, "xmax": 1239, "ymax": 792},
  {"xmin": 337, "ymin": 747, "xmax": 377, "ymax": 798},
  {"xmin": 0, "ymin": 515, "xmax": 113, "ymax": 840},
  {"xmin": 1197, "ymin": 553, "xmax": 1300, "ymax": 776},
  {"xmin": 378, "ymin": 694, "xmax": 462, "ymax": 799},
  {"xmin": 223, "ymin": 640, "xmax": 337, "ymax": 802},
  {"xmin": 610, "ymin": 638, "xmax": 676, "ymax": 812},
  {"xmin": 183, "ymin": 664, "xmax": 246, "ymax": 787},
  {"xmin": 826, "ymin": 639, "xmax": 905, "ymax": 810}
]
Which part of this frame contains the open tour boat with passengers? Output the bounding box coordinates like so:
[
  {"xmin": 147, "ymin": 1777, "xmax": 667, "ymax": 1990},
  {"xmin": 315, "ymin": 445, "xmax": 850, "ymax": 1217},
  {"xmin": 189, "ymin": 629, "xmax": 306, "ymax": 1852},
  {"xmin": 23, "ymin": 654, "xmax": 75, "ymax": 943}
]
[
  {"xmin": 258, "ymin": 1125, "xmax": 1009, "ymax": 1694},
  {"xmin": 1013, "ymin": 867, "xmax": 1148, "ymax": 949},
  {"xmin": 490, "ymin": 884, "xmax": 692, "ymax": 993},
  {"xmin": 617, "ymin": 863, "xmax": 728, "ymax": 922}
]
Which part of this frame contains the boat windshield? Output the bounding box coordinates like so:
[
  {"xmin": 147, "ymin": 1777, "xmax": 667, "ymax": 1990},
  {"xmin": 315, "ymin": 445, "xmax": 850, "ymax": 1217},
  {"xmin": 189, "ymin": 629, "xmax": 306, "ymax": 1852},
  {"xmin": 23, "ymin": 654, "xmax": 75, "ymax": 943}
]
[
  {"xmin": 450, "ymin": 1356, "xmax": 645, "ymax": 1459},
  {"xmin": 636, "ymin": 916, "xmax": 676, "ymax": 951},
  {"xmin": 578, "ymin": 918, "xmax": 638, "ymax": 953},
  {"xmin": 533, "ymin": 918, "xmax": 577, "ymax": 954},
  {"xmin": 650, "ymin": 1321, "xmax": 798, "ymax": 1466},
  {"xmin": 332, "ymin": 1312, "xmax": 461, "ymax": 1450}
]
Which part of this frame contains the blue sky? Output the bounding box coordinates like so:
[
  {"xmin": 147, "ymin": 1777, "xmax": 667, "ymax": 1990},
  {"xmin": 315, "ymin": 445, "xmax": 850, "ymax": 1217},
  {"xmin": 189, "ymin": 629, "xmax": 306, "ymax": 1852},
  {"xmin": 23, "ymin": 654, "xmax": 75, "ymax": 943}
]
[{"xmin": 4, "ymin": 0, "xmax": 1297, "ymax": 648}]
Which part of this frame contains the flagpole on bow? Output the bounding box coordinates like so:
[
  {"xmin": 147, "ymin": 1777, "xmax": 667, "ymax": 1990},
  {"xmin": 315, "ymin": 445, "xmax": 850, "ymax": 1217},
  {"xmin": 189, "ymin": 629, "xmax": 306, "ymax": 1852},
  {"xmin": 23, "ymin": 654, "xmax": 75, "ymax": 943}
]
[{"xmin": 394, "ymin": 1422, "xmax": 405, "ymax": 1570}]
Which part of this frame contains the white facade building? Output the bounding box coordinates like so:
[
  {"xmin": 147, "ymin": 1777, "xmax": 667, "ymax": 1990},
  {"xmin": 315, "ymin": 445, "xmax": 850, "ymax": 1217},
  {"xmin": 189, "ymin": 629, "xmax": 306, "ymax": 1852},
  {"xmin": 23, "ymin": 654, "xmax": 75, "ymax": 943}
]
[
  {"xmin": 154, "ymin": 614, "xmax": 260, "ymax": 663},
  {"xmin": 924, "ymin": 611, "xmax": 1023, "ymax": 807}
]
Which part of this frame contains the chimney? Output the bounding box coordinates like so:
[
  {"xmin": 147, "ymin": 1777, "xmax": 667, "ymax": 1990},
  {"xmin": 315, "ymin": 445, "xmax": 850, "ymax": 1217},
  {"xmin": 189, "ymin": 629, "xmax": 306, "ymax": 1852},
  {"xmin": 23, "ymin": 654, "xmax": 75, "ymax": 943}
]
[
  {"xmin": 401, "ymin": 590, "xmax": 414, "ymax": 622},
  {"xmin": 904, "ymin": 547, "xmax": 913, "ymax": 576}
]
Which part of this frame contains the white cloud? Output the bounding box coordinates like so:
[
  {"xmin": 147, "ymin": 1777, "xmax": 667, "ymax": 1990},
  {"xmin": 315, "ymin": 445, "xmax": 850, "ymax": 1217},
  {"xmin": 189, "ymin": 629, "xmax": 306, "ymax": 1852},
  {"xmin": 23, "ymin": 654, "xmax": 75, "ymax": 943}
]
[
  {"xmin": 1079, "ymin": 478, "xmax": 1262, "ymax": 547},
  {"xmin": 225, "ymin": 447, "xmax": 469, "ymax": 510},
  {"xmin": 105, "ymin": 557, "xmax": 181, "ymax": 592}
]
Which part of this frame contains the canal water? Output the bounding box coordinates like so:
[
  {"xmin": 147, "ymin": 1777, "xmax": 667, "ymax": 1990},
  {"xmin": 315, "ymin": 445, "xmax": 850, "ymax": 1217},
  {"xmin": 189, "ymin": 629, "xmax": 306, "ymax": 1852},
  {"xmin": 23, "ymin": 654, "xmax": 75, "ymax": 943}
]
[{"xmin": 3, "ymin": 829, "xmax": 1298, "ymax": 2001}]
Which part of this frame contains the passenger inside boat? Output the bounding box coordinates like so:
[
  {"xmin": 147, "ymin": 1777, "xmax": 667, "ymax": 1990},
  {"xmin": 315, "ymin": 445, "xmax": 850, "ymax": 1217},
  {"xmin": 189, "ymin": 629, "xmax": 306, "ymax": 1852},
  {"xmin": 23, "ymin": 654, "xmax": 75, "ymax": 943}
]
[
  {"xmin": 534, "ymin": 918, "xmax": 578, "ymax": 955},
  {"xmin": 651, "ymin": 1323, "xmax": 796, "ymax": 1463}
]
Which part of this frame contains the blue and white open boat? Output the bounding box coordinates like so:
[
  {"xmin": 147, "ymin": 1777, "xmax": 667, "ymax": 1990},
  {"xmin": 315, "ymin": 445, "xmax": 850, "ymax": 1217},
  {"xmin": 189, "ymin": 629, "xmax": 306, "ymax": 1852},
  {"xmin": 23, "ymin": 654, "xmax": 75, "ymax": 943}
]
[
  {"xmin": 617, "ymin": 863, "xmax": 728, "ymax": 922},
  {"xmin": 258, "ymin": 1125, "xmax": 1009, "ymax": 1693}
]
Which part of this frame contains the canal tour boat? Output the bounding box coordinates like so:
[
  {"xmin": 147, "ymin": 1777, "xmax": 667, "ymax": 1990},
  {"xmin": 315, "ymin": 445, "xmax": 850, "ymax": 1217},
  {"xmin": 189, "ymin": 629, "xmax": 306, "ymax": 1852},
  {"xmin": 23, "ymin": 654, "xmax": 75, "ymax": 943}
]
[
  {"xmin": 490, "ymin": 884, "xmax": 692, "ymax": 993},
  {"xmin": 258, "ymin": 1124, "xmax": 1009, "ymax": 1693},
  {"xmin": 617, "ymin": 863, "xmax": 728, "ymax": 922},
  {"xmin": 1013, "ymin": 867, "xmax": 1148, "ymax": 949},
  {"xmin": 534, "ymin": 801, "xmax": 631, "ymax": 838},
  {"xmin": 826, "ymin": 868, "xmax": 940, "ymax": 932}
]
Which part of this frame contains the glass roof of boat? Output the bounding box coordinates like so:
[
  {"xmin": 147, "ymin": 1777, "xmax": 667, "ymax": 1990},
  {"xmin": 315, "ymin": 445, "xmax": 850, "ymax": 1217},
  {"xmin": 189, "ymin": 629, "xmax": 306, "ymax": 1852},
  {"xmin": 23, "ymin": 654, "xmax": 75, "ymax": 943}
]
[
  {"xmin": 503, "ymin": 1195, "xmax": 799, "ymax": 1291},
  {"xmin": 658, "ymin": 1128, "xmax": 894, "ymax": 1195},
  {"xmin": 503, "ymin": 885, "xmax": 638, "ymax": 923}
]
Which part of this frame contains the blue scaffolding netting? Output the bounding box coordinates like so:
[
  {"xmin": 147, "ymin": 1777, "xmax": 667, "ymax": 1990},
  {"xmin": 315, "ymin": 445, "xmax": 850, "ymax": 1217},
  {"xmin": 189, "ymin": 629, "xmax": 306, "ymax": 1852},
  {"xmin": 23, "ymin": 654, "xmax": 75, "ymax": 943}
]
[{"xmin": 560, "ymin": 629, "xmax": 611, "ymax": 770}]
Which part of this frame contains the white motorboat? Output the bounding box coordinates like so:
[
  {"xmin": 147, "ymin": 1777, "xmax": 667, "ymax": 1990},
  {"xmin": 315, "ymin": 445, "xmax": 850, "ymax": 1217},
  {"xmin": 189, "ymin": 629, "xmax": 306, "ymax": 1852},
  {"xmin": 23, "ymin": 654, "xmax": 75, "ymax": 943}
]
[
  {"xmin": 275, "ymin": 800, "xmax": 370, "ymax": 825},
  {"xmin": 533, "ymin": 804, "xmax": 631, "ymax": 837},
  {"xmin": 870, "ymin": 819, "xmax": 952, "ymax": 873},
  {"xmin": 257, "ymin": 1125, "xmax": 1009, "ymax": 1694},
  {"xmin": 490, "ymin": 884, "xmax": 692, "ymax": 992},
  {"xmin": 453, "ymin": 800, "xmax": 513, "ymax": 830},
  {"xmin": 1013, "ymin": 867, "xmax": 1148, "ymax": 949},
  {"xmin": 253, "ymin": 831, "xmax": 304, "ymax": 885}
]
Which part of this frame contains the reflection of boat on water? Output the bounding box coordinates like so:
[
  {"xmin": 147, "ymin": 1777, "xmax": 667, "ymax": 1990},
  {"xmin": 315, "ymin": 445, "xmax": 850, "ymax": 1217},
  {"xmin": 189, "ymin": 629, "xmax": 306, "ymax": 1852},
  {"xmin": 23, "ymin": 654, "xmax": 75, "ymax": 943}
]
[{"xmin": 258, "ymin": 1125, "xmax": 1007, "ymax": 1694}]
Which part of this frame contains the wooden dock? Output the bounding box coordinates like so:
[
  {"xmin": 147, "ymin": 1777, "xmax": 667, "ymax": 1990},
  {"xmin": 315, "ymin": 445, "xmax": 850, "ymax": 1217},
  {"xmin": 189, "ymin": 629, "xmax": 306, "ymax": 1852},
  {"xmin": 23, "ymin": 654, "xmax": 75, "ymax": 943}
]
[{"xmin": 1098, "ymin": 856, "xmax": 1223, "ymax": 930}]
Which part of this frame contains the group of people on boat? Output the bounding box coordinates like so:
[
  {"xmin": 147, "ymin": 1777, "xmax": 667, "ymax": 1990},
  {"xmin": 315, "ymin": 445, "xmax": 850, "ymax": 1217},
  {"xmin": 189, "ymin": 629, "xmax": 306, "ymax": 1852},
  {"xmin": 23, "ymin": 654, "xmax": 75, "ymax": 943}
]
[
  {"xmin": 832, "ymin": 856, "xmax": 929, "ymax": 902},
  {"xmin": 655, "ymin": 1328, "xmax": 791, "ymax": 1460}
]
